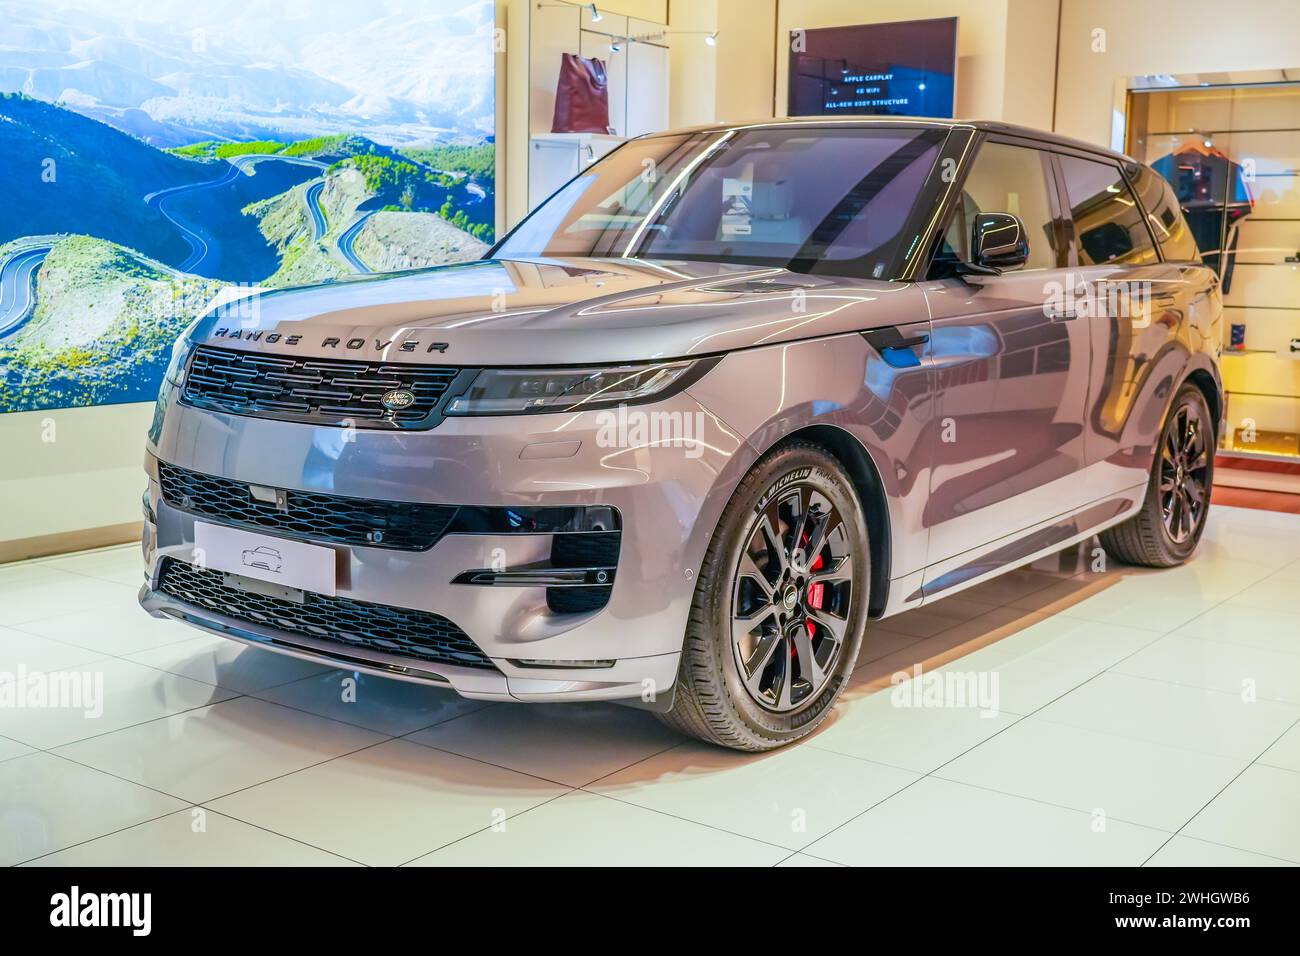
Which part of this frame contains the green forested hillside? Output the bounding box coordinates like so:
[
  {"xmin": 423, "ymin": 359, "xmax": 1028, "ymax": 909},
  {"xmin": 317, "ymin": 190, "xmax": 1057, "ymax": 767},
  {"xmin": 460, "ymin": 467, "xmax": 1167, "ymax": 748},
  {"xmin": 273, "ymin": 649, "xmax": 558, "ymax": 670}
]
[
  {"xmin": 404, "ymin": 143, "xmax": 495, "ymax": 180},
  {"xmin": 0, "ymin": 93, "xmax": 209, "ymax": 263}
]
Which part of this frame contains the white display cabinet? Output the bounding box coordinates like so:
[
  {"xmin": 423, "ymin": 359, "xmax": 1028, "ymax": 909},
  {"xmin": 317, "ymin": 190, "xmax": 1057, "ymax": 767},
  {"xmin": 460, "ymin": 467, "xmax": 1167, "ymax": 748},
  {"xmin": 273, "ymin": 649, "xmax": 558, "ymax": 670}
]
[
  {"xmin": 524, "ymin": 1, "xmax": 670, "ymax": 210},
  {"xmin": 528, "ymin": 132, "xmax": 625, "ymax": 206}
]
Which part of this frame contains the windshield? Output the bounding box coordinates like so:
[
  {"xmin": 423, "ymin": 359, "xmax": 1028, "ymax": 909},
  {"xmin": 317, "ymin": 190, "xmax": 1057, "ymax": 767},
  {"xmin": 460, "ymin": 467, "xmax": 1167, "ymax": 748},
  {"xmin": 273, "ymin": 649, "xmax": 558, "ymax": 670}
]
[{"xmin": 496, "ymin": 126, "xmax": 947, "ymax": 279}]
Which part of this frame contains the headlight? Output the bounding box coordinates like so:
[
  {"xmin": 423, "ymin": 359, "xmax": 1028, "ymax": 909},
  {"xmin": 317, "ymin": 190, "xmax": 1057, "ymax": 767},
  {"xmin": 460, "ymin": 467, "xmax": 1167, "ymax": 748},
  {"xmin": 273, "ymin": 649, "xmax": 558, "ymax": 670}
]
[
  {"xmin": 443, "ymin": 360, "xmax": 710, "ymax": 416},
  {"xmin": 163, "ymin": 333, "xmax": 196, "ymax": 386}
]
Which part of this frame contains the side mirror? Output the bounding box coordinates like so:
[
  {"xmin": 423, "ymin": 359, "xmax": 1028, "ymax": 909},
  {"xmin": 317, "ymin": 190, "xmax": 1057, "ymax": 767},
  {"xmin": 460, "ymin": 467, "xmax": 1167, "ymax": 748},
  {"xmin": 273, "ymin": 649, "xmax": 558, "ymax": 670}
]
[{"xmin": 971, "ymin": 212, "xmax": 1029, "ymax": 271}]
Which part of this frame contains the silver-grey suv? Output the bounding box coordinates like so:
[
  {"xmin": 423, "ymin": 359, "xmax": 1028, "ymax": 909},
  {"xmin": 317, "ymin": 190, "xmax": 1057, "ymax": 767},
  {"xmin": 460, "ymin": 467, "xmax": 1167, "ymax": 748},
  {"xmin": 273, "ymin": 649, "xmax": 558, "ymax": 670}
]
[{"xmin": 140, "ymin": 118, "xmax": 1222, "ymax": 750}]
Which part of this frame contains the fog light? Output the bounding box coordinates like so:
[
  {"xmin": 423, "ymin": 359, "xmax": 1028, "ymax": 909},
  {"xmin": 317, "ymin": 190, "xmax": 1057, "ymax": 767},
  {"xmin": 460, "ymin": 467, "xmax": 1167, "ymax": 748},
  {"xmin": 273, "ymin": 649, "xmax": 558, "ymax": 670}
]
[{"xmin": 513, "ymin": 658, "xmax": 617, "ymax": 669}]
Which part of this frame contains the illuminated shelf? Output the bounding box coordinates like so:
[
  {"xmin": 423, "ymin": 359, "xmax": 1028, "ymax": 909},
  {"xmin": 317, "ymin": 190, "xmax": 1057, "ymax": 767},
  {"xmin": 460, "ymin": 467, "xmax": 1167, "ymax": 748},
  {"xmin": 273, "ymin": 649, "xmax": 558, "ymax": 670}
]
[
  {"xmin": 1220, "ymin": 429, "xmax": 1300, "ymax": 460},
  {"xmin": 1226, "ymin": 389, "xmax": 1300, "ymax": 400}
]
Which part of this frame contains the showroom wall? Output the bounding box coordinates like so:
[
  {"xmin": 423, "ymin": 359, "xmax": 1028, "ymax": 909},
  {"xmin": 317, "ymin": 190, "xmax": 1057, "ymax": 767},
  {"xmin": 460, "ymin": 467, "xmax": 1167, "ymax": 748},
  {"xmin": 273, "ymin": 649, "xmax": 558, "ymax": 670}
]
[
  {"xmin": 0, "ymin": 404, "xmax": 149, "ymax": 557},
  {"xmin": 1053, "ymin": 0, "xmax": 1300, "ymax": 148},
  {"xmin": 771, "ymin": 0, "xmax": 1058, "ymax": 126},
  {"xmin": 713, "ymin": 1, "xmax": 776, "ymax": 122},
  {"xmin": 669, "ymin": 0, "xmax": 719, "ymax": 129},
  {"xmin": 618, "ymin": 0, "xmax": 1060, "ymax": 135}
]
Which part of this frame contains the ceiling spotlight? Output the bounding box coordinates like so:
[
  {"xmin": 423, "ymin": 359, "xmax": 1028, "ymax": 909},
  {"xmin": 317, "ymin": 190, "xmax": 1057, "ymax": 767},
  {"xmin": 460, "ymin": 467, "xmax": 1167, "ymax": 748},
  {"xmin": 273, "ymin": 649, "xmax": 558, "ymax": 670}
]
[
  {"xmin": 587, "ymin": 3, "xmax": 602, "ymax": 22},
  {"xmin": 705, "ymin": 31, "xmax": 718, "ymax": 46},
  {"xmin": 610, "ymin": 39, "xmax": 622, "ymax": 52}
]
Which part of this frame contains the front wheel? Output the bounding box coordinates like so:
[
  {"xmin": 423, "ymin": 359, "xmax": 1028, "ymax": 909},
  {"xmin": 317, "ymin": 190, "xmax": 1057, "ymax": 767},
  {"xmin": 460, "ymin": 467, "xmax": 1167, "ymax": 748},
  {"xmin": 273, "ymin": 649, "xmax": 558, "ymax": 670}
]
[
  {"xmin": 1099, "ymin": 383, "xmax": 1215, "ymax": 567},
  {"xmin": 658, "ymin": 442, "xmax": 870, "ymax": 751}
]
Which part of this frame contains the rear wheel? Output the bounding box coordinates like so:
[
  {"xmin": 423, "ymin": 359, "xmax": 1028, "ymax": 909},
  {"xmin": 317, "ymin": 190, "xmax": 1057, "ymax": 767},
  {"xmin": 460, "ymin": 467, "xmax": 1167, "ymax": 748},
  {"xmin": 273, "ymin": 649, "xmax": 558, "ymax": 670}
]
[
  {"xmin": 1099, "ymin": 383, "xmax": 1214, "ymax": 567},
  {"xmin": 658, "ymin": 442, "xmax": 870, "ymax": 751}
]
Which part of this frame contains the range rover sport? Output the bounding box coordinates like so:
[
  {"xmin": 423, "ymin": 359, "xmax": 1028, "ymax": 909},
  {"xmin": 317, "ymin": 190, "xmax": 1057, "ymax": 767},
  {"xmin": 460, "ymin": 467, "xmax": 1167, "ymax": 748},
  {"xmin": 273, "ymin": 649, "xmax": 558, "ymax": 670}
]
[{"xmin": 140, "ymin": 118, "xmax": 1222, "ymax": 751}]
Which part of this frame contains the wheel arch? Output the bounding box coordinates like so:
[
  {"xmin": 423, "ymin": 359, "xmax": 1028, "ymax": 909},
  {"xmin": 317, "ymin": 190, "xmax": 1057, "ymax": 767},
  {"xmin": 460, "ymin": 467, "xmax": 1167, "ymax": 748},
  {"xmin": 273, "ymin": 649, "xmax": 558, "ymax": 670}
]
[
  {"xmin": 761, "ymin": 423, "xmax": 893, "ymax": 618},
  {"xmin": 1184, "ymin": 366, "xmax": 1223, "ymax": 440}
]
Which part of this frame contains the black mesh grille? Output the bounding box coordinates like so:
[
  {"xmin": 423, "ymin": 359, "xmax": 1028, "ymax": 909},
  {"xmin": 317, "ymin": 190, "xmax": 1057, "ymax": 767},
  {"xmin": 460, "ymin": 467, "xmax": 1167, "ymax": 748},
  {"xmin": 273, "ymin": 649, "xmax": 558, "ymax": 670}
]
[
  {"xmin": 546, "ymin": 532, "xmax": 620, "ymax": 614},
  {"xmin": 158, "ymin": 461, "xmax": 458, "ymax": 551},
  {"xmin": 547, "ymin": 586, "xmax": 614, "ymax": 615},
  {"xmin": 157, "ymin": 558, "xmax": 495, "ymax": 670},
  {"xmin": 551, "ymin": 532, "xmax": 621, "ymax": 568},
  {"xmin": 182, "ymin": 344, "xmax": 461, "ymax": 429}
]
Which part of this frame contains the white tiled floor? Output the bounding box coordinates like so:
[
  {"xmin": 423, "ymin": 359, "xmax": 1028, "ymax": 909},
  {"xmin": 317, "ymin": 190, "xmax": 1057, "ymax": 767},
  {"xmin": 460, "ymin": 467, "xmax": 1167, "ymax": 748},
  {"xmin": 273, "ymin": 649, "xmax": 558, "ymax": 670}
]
[{"xmin": 2, "ymin": 504, "xmax": 1299, "ymax": 866}]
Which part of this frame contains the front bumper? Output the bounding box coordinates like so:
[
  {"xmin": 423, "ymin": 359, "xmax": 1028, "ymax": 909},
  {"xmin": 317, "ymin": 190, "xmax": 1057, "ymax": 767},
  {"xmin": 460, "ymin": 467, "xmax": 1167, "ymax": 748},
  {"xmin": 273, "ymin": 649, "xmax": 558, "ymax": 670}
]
[{"xmin": 139, "ymin": 382, "xmax": 748, "ymax": 704}]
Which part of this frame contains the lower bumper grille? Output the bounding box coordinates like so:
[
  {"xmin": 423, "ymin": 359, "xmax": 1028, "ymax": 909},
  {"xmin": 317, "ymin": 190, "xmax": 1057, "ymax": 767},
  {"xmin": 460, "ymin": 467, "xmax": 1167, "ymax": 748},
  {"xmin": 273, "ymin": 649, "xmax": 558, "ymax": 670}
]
[
  {"xmin": 157, "ymin": 558, "xmax": 496, "ymax": 671},
  {"xmin": 158, "ymin": 461, "xmax": 458, "ymax": 551}
]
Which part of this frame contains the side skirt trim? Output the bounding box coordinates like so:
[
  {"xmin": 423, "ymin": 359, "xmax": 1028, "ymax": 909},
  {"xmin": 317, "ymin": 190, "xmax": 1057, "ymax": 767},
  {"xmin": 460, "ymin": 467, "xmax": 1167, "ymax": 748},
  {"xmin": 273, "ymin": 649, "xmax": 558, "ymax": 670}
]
[{"xmin": 896, "ymin": 488, "xmax": 1145, "ymax": 608}]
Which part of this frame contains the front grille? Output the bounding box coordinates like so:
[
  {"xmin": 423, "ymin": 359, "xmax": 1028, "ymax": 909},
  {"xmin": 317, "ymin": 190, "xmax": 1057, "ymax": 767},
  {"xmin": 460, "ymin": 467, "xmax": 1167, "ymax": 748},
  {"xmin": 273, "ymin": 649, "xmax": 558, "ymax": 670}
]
[
  {"xmin": 159, "ymin": 461, "xmax": 457, "ymax": 551},
  {"xmin": 182, "ymin": 344, "xmax": 462, "ymax": 429},
  {"xmin": 157, "ymin": 558, "xmax": 495, "ymax": 670}
]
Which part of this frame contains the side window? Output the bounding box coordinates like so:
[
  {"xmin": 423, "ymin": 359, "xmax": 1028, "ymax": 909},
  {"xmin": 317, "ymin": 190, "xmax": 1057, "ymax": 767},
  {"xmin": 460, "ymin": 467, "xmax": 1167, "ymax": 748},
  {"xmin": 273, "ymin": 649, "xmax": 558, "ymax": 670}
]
[
  {"xmin": 1129, "ymin": 164, "xmax": 1202, "ymax": 263},
  {"xmin": 1058, "ymin": 155, "xmax": 1160, "ymax": 266},
  {"xmin": 932, "ymin": 141, "xmax": 1063, "ymax": 274}
]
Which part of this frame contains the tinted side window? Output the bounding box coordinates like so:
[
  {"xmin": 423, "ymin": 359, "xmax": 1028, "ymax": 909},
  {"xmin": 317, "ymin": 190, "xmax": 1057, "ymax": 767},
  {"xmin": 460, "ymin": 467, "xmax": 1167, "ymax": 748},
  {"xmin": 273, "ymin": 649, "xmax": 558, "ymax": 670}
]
[
  {"xmin": 935, "ymin": 141, "xmax": 1063, "ymax": 272},
  {"xmin": 1129, "ymin": 164, "xmax": 1201, "ymax": 262},
  {"xmin": 1059, "ymin": 155, "xmax": 1160, "ymax": 266}
]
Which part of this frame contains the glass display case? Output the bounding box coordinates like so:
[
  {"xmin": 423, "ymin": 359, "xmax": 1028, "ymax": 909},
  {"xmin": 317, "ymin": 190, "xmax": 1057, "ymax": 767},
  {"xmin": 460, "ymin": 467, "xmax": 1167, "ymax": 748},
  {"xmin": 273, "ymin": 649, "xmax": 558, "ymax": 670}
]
[{"xmin": 1127, "ymin": 80, "xmax": 1300, "ymax": 464}]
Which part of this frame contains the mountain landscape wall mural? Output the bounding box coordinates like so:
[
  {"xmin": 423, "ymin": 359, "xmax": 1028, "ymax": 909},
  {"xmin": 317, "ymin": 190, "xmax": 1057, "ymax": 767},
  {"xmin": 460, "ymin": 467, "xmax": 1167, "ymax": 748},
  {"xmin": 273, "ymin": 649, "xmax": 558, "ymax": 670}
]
[{"xmin": 0, "ymin": 0, "xmax": 497, "ymax": 413}]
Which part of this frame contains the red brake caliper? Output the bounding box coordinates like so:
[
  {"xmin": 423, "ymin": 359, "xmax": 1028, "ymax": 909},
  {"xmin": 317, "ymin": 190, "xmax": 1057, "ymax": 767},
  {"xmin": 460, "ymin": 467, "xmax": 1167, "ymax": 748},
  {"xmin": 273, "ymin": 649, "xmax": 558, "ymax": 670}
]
[
  {"xmin": 807, "ymin": 536, "xmax": 825, "ymax": 614},
  {"xmin": 804, "ymin": 532, "xmax": 825, "ymax": 638}
]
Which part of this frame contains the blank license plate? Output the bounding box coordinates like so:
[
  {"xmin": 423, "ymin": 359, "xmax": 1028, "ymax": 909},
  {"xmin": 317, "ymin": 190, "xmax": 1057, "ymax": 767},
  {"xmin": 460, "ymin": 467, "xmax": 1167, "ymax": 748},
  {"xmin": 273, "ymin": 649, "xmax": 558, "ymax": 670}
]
[{"xmin": 193, "ymin": 522, "xmax": 337, "ymax": 596}]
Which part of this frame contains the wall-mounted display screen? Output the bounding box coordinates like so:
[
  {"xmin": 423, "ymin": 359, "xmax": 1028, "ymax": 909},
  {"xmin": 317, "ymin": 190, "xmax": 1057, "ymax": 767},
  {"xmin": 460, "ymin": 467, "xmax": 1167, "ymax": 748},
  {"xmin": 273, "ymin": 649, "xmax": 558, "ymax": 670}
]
[
  {"xmin": 788, "ymin": 18, "xmax": 957, "ymax": 119},
  {"xmin": 0, "ymin": 0, "xmax": 497, "ymax": 415}
]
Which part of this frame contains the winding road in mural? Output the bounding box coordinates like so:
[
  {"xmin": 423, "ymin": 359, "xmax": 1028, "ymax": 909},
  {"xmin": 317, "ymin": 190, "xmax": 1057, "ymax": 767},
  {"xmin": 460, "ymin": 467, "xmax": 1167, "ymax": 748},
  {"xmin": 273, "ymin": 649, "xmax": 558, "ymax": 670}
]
[
  {"xmin": 0, "ymin": 244, "xmax": 51, "ymax": 339},
  {"xmin": 145, "ymin": 154, "xmax": 331, "ymax": 273},
  {"xmin": 337, "ymin": 212, "xmax": 376, "ymax": 273},
  {"xmin": 144, "ymin": 163, "xmax": 241, "ymax": 273},
  {"xmin": 228, "ymin": 154, "xmax": 328, "ymax": 176},
  {"xmin": 305, "ymin": 180, "xmax": 328, "ymax": 241}
]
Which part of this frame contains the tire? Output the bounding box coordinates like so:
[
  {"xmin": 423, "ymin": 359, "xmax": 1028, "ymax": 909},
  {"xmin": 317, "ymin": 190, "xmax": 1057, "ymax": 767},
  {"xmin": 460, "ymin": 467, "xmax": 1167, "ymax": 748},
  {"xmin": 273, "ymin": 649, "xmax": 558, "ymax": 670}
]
[
  {"xmin": 657, "ymin": 442, "xmax": 871, "ymax": 751},
  {"xmin": 1099, "ymin": 383, "xmax": 1214, "ymax": 568}
]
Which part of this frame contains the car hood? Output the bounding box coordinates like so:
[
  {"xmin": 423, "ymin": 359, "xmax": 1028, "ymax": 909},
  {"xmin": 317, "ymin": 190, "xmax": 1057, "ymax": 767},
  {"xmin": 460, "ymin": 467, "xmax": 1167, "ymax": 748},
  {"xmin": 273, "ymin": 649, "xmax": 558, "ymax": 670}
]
[{"xmin": 192, "ymin": 257, "xmax": 926, "ymax": 365}]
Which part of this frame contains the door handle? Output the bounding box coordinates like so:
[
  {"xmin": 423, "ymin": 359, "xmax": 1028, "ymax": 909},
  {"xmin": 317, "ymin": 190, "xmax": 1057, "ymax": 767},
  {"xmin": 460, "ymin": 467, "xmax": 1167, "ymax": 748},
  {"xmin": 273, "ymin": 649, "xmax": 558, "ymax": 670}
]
[
  {"xmin": 862, "ymin": 327, "xmax": 930, "ymax": 351},
  {"xmin": 862, "ymin": 327, "xmax": 929, "ymax": 368}
]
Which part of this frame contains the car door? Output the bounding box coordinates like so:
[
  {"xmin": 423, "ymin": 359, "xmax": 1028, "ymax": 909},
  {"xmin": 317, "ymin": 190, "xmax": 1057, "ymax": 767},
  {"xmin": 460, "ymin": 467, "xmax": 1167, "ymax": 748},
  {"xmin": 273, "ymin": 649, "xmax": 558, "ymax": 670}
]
[
  {"xmin": 919, "ymin": 136, "xmax": 1092, "ymax": 578},
  {"xmin": 1054, "ymin": 151, "xmax": 1206, "ymax": 501}
]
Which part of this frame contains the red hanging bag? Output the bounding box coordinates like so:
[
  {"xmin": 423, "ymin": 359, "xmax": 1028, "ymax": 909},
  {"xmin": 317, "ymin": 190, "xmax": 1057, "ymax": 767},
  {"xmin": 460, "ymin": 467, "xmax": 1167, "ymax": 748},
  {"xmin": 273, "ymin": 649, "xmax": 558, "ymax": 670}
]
[{"xmin": 552, "ymin": 53, "xmax": 613, "ymax": 134}]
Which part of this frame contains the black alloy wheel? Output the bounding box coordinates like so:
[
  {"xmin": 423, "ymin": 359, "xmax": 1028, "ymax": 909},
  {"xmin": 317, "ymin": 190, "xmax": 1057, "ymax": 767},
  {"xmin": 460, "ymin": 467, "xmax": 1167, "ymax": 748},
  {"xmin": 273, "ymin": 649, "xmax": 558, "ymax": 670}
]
[{"xmin": 731, "ymin": 482, "xmax": 854, "ymax": 712}]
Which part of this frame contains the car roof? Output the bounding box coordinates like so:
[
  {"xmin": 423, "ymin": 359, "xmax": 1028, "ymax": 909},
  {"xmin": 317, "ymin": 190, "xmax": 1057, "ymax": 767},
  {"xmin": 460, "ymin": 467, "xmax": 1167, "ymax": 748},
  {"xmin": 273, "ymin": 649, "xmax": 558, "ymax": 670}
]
[{"xmin": 654, "ymin": 116, "xmax": 1137, "ymax": 165}]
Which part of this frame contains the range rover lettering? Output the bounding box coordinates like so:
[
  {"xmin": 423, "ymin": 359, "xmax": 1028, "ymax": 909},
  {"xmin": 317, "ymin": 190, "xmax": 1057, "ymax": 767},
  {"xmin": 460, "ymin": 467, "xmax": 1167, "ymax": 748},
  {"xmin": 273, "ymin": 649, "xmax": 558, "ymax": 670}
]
[{"xmin": 140, "ymin": 119, "xmax": 1222, "ymax": 751}]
